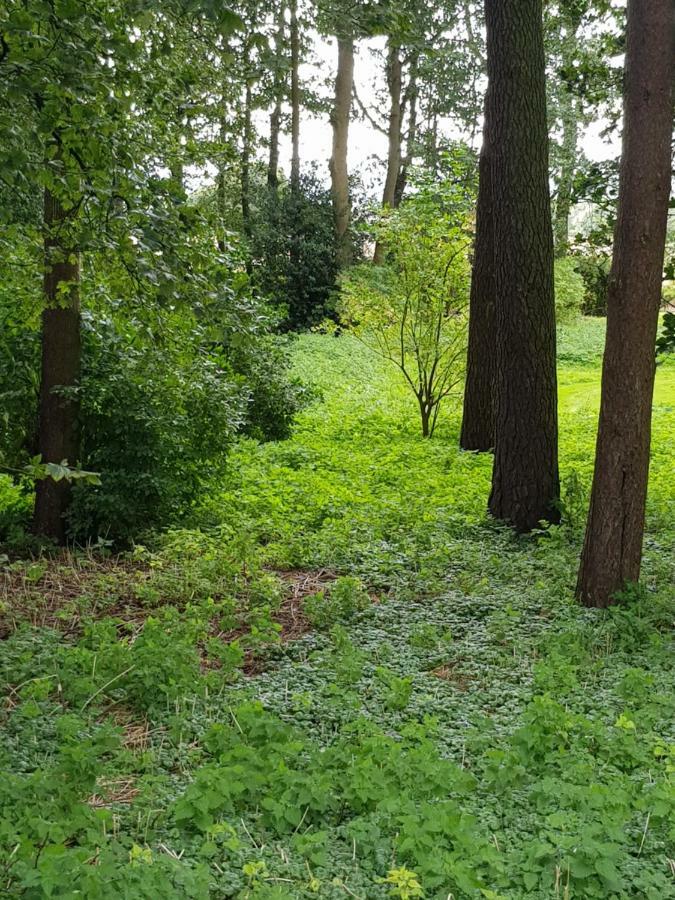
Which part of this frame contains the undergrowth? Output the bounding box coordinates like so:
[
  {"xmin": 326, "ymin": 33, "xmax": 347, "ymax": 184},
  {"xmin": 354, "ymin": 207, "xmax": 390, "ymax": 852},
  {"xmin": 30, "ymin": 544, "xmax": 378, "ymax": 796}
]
[{"xmin": 1, "ymin": 321, "xmax": 673, "ymax": 898}]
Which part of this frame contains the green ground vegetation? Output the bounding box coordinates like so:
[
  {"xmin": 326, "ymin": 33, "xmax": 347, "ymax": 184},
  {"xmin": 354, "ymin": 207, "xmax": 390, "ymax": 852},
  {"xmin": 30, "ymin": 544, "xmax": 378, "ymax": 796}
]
[{"xmin": 1, "ymin": 318, "xmax": 674, "ymax": 899}]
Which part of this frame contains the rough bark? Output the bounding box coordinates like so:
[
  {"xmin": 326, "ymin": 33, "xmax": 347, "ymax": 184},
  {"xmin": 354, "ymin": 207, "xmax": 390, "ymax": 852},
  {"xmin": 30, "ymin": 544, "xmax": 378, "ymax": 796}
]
[
  {"xmin": 576, "ymin": 0, "xmax": 673, "ymax": 607},
  {"xmin": 290, "ymin": 0, "xmax": 300, "ymax": 195},
  {"xmin": 33, "ymin": 179, "xmax": 81, "ymax": 543},
  {"xmin": 460, "ymin": 85, "xmax": 496, "ymax": 452},
  {"xmin": 329, "ymin": 36, "xmax": 354, "ymax": 268},
  {"xmin": 373, "ymin": 41, "xmax": 402, "ymax": 265},
  {"xmin": 486, "ymin": 0, "xmax": 560, "ymax": 531}
]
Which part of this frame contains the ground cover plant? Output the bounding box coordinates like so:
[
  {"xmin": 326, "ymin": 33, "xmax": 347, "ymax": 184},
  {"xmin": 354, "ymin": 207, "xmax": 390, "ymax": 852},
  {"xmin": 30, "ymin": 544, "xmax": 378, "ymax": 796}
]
[{"xmin": 1, "ymin": 319, "xmax": 673, "ymax": 899}]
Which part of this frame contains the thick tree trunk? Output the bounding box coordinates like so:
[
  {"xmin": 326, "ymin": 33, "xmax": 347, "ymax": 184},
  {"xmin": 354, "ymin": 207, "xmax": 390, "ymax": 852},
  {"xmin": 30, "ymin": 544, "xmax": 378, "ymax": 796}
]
[
  {"xmin": 373, "ymin": 41, "xmax": 402, "ymax": 265},
  {"xmin": 576, "ymin": 0, "xmax": 673, "ymax": 608},
  {"xmin": 290, "ymin": 0, "xmax": 300, "ymax": 195},
  {"xmin": 460, "ymin": 85, "xmax": 496, "ymax": 452},
  {"xmin": 329, "ymin": 36, "xmax": 354, "ymax": 268},
  {"xmin": 554, "ymin": 88, "xmax": 578, "ymax": 258},
  {"xmin": 486, "ymin": 0, "xmax": 560, "ymax": 532},
  {"xmin": 33, "ymin": 180, "xmax": 81, "ymax": 543},
  {"xmin": 268, "ymin": 3, "xmax": 286, "ymax": 191}
]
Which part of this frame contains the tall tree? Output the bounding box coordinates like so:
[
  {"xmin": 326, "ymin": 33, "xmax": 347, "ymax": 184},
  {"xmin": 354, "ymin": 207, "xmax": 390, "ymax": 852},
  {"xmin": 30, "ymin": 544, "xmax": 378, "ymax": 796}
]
[
  {"xmin": 486, "ymin": 0, "xmax": 560, "ymax": 532},
  {"xmin": 267, "ymin": 2, "xmax": 287, "ymax": 191},
  {"xmin": 33, "ymin": 155, "xmax": 81, "ymax": 541},
  {"xmin": 329, "ymin": 34, "xmax": 355, "ymax": 267},
  {"xmin": 459, "ymin": 84, "xmax": 495, "ymax": 452},
  {"xmin": 290, "ymin": 0, "xmax": 301, "ymax": 194},
  {"xmin": 373, "ymin": 39, "xmax": 402, "ymax": 265},
  {"xmin": 576, "ymin": 0, "xmax": 673, "ymax": 607}
]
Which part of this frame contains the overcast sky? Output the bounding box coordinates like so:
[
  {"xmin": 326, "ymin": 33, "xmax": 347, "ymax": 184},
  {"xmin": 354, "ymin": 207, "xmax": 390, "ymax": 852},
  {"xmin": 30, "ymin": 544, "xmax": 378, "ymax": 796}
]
[{"xmin": 267, "ymin": 33, "xmax": 622, "ymax": 195}]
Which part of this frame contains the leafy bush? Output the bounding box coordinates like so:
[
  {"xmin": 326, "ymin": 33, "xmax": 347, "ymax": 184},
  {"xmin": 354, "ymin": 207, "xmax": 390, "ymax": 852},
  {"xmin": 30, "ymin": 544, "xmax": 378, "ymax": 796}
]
[
  {"xmin": 232, "ymin": 335, "xmax": 317, "ymax": 442},
  {"xmin": 340, "ymin": 183, "xmax": 471, "ymax": 437},
  {"xmin": 554, "ymin": 256, "xmax": 585, "ymax": 322},
  {"xmin": 304, "ymin": 575, "xmax": 370, "ymax": 628},
  {"xmin": 64, "ymin": 316, "xmax": 246, "ymax": 541},
  {"xmin": 571, "ymin": 249, "xmax": 611, "ymax": 316},
  {"xmin": 250, "ymin": 171, "xmax": 341, "ymax": 330},
  {"xmin": 0, "ymin": 308, "xmax": 310, "ymax": 543}
]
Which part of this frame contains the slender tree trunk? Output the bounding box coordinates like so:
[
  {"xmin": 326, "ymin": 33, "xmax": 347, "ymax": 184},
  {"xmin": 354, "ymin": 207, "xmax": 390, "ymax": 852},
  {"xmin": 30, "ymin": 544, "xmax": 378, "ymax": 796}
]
[
  {"xmin": 554, "ymin": 88, "xmax": 578, "ymax": 258},
  {"xmin": 486, "ymin": 0, "xmax": 560, "ymax": 532},
  {"xmin": 216, "ymin": 103, "xmax": 228, "ymax": 253},
  {"xmin": 329, "ymin": 36, "xmax": 354, "ymax": 268},
  {"xmin": 290, "ymin": 0, "xmax": 300, "ymax": 195},
  {"xmin": 576, "ymin": 0, "xmax": 673, "ymax": 608},
  {"xmin": 373, "ymin": 41, "xmax": 402, "ymax": 265},
  {"xmin": 460, "ymin": 85, "xmax": 496, "ymax": 452},
  {"xmin": 33, "ymin": 174, "xmax": 81, "ymax": 543},
  {"xmin": 394, "ymin": 53, "xmax": 418, "ymax": 207},
  {"xmin": 241, "ymin": 79, "xmax": 253, "ymax": 244},
  {"xmin": 268, "ymin": 3, "xmax": 286, "ymax": 191}
]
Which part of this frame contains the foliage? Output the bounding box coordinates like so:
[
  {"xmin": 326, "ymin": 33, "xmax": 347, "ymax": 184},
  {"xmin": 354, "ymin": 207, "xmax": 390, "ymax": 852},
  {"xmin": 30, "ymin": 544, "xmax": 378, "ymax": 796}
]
[
  {"xmin": 554, "ymin": 256, "xmax": 585, "ymax": 322},
  {"xmin": 249, "ymin": 171, "xmax": 342, "ymax": 330},
  {"xmin": 1, "ymin": 322, "xmax": 673, "ymax": 898},
  {"xmin": 570, "ymin": 247, "xmax": 611, "ymax": 316},
  {"xmin": 340, "ymin": 184, "xmax": 471, "ymax": 437},
  {"xmin": 656, "ymin": 311, "xmax": 675, "ymax": 360}
]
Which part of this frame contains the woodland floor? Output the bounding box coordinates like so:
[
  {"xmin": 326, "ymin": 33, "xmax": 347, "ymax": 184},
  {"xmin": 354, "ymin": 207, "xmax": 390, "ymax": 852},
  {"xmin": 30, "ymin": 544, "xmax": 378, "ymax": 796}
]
[{"xmin": 1, "ymin": 318, "xmax": 674, "ymax": 899}]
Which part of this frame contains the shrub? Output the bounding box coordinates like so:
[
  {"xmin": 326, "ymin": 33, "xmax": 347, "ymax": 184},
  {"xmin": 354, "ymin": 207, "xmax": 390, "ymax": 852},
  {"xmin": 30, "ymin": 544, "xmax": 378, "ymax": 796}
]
[
  {"xmin": 65, "ymin": 315, "xmax": 246, "ymax": 541},
  {"xmin": 340, "ymin": 184, "xmax": 471, "ymax": 437},
  {"xmin": 250, "ymin": 171, "xmax": 341, "ymax": 330},
  {"xmin": 570, "ymin": 250, "xmax": 611, "ymax": 316},
  {"xmin": 554, "ymin": 257, "xmax": 585, "ymax": 322}
]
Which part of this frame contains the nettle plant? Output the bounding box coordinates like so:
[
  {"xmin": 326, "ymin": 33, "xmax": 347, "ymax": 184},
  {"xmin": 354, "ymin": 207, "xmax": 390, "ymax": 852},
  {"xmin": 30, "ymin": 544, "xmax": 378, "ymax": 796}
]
[{"xmin": 340, "ymin": 184, "xmax": 471, "ymax": 437}]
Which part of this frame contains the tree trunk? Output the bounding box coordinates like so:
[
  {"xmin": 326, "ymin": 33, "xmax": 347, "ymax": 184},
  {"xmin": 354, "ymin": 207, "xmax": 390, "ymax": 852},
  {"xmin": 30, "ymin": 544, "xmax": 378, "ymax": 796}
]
[
  {"xmin": 486, "ymin": 0, "xmax": 560, "ymax": 532},
  {"xmin": 394, "ymin": 53, "xmax": 418, "ymax": 208},
  {"xmin": 241, "ymin": 79, "xmax": 253, "ymax": 244},
  {"xmin": 268, "ymin": 3, "xmax": 286, "ymax": 191},
  {"xmin": 329, "ymin": 36, "xmax": 354, "ymax": 269},
  {"xmin": 290, "ymin": 0, "xmax": 300, "ymax": 195},
  {"xmin": 373, "ymin": 41, "xmax": 402, "ymax": 265},
  {"xmin": 33, "ymin": 178, "xmax": 81, "ymax": 543},
  {"xmin": 460, "ymin": 85, "xmax": 496, "ymax": 452},
  {"xmin": 576, "ymin": 0, "xmax": 673, "ymax": 608},
  {"xmin": 553, "ymin": 88, "xmax": 578, "ymax": 258}
]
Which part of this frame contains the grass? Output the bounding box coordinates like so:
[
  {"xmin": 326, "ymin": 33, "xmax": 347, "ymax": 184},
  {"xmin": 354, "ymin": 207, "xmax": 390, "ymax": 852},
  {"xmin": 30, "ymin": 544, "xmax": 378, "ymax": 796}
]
[{"xmin": 0, "ymin": 318, "xmax": 674, "ymax": 899}]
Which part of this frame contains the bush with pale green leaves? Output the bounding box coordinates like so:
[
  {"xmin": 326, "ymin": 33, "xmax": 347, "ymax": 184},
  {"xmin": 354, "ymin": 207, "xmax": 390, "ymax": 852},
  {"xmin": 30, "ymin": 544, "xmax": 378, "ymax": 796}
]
[{"xmin": 339, "ymin": 185, "xmax": 471, "ymax": 438}]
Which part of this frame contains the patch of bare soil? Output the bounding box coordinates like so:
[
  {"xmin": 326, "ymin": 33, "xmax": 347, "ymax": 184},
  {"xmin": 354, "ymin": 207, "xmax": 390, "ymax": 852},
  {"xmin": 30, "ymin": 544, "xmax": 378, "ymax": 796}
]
[
  {"xmin": 431, "ymin": 658, "xmax": 474, "ymax": 692},
  {"xmin": 0, "ymin": 552, "xmax": 147, "ymax": 638}
]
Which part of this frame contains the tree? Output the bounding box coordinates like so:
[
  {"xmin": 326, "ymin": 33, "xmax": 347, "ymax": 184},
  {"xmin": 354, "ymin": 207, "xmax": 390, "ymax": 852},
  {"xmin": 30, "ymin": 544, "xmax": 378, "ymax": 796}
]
[
  {"xmin": 340, "ymin": 183, "xmax": 470, "ymax": 437},
  {"xmin": 459, "ymin": 85, "xmax": 495, "ymax": 452},
  {"xmin": 330, "ymin": 34, "xmax": 355, "ymax": 267},
  {"xmin": 290, "ymin": 0, "xmax": 301, "ymax": 194},
  {"xmin": 267, "ymin": 2, "xmax": 287, "ymax": 191},
  {"xmin": 0, "ymin": 0, "xmax": 244, "ymax": 541},
  {"xmin": 372, "ymin": 38, "xmax": 402, "ymax": 264},
  {"xmin": 485, "ymin": 0, "xmax": 560, "ymax": 532},
  {"xmin": 33, "ymin": 155, "xmax": 81, "ymax": 541},
  {"xmin": 576, "ymin": 0, "xmax": 673, "ymax": 608}
]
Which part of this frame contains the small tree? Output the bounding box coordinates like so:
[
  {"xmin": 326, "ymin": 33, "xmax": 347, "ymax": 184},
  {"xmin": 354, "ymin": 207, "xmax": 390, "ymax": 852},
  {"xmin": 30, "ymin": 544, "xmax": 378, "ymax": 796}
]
[{"xmin": 340, "ymin": 189, "xmax": 470, "ymax": 437}]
